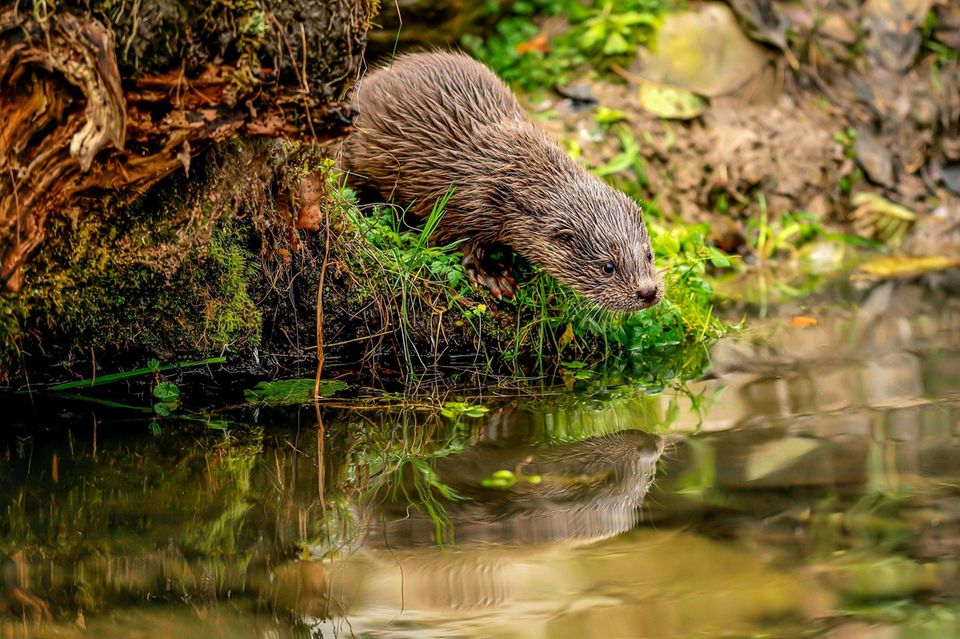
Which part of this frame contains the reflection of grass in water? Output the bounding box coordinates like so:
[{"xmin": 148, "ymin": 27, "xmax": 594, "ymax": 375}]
[
  {"xmin": 513, "ymin": 381, "xmax": 715, "ymax": 447},
  {"xmin": 842, "ymin": 600, "xmax": 960, "ymax": 633},
  {"xmin": 0, "ymin": 424, "xmax": 266, "ymax": 612},
  {"xmin": 349, "ymin": 410, "xmax": 474, "ymax": 546},
  {"xmin": 326, "ymin": 377, "xmax": 712, "ymax": 543}
]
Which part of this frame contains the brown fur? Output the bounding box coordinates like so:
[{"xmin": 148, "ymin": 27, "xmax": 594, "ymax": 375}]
[{"xmin": 341, "ymin": 51, "xmax": 663, "ymax": 312}]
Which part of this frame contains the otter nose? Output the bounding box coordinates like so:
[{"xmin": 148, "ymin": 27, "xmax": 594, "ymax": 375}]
[{"xmin": 637, "ymin": 284, "xmax": 658, "ymax": 304}]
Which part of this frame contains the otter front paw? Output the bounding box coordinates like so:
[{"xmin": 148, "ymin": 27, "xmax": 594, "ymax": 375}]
[{"xmin": 461, "ymin": 251, "xmax": 517, "ymax": 301}]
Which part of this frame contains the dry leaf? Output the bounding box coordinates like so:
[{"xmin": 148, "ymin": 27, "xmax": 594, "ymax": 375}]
[
  {"xmin": 516, "ymin": 33, "xmax": 550, "ymax": 54},
  {"xmin": 851, "ymin": 192, "xmax": 916, "ymax": 246},
  {"xmin": 857, "ymin": 255, "xmax": 960, "ymax": 279},
  {"xmin": 637, "ymin": 79, "xmax": 708, "ymax": 120},
  {"xmin": 790, "ymin": 315, "xmax": 818, "ymax": 328},
  {"xmin": 558, "ymin": 322, "xmax": 576, "ymax": 348}
]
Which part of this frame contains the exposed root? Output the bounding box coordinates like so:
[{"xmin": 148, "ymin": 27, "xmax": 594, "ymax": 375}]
[{"xmin": 0, "ymin": 5, "xmax": 367, "ymax": 293}]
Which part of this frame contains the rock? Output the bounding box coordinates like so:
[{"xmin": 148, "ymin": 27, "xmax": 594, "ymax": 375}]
[
  {"xmin": 555, "ymin": 83, "xmax": 599, "ymax": 105},
  {"xmin": 942, "ymin": 163, "xmax": 960, "ymax": 195},
  {"xmin": 632, "ymin": 2, "xmax": 773, "ymax": 99},
  {"xmin": 863, "ymin": 0, "xmax": 933, "ymax": 71},
  {"xmin": 855, "ymin": 129, "xmax": 896, "ymax": 187}
]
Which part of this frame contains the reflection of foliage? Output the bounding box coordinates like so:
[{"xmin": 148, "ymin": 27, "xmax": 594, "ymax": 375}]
[
  {"xmin": 350, "ymin": 411, "xmax": 476, "ymax": 546},
  {"xmin": 440, "ymin": 401, "xmax": 490, "ymax": 418},
  {"xmin": 0, "ymin": 425, "xmax": 265, "ymax": 612},
  {"xmin": 244, "ymin": 378, "xmax": 348, "ymax": 404}
]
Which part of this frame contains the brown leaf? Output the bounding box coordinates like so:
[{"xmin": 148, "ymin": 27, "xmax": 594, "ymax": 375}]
[
  {"xmin": 558, "ymin": 322, "xmax": 576, "ymax": 348},
  {"xmin": 516, "ymin": 33, "xmax": 550, "ymax": 54},
  {"xmin": 790, "ymin": 315, "xmax": 818, "ymax": 328}
]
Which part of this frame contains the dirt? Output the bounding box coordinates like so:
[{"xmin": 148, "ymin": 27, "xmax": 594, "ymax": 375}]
[{"xmin": 525, "ymin": 0, "xmax": 960, "ymax": 256}]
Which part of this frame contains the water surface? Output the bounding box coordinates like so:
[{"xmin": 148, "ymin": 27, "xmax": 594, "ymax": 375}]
[{"xmin": 3, "ymin": 281, "xmax": 960, "ymax": 638}]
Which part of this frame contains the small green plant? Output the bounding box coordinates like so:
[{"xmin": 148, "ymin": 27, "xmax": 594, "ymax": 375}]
[
  {"xmin": 922, "ymin": 10, "xmax": 959, "ymax": 68},
  {"xmin": 833, "ymin": 127, "xmax": 864, "ymax": 197},
  {"xmin": 833, "ymin": 127, "xmax": 858, "ymax": 158},
  {"xmin": 579, "ymin": 0, "xmax": 661, "ymax": 61},
  {"xmin": 152, "ymin": 381, "xmax": 181, "ymax": 417},
  {"xmin": 440, "ymin": 401, "xmax": 490, "ymax": 418}
]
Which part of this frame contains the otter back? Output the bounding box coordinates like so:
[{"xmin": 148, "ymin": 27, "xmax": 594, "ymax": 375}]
[{"xmin": 340, "ymin": 51, "xmax": 664, "ymax": 313}]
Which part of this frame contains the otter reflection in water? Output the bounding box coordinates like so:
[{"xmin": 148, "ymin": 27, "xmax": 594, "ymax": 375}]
[{"xmin": 368, "ymin": 429, "xmax": 666, "ymax": 548}]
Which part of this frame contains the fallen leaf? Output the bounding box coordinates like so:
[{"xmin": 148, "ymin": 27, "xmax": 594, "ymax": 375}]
[
  {"xmin": 790, "ymin": 315, "xmax": 819, "ymax": 328},
  {"xmin": 637, "ymin": 79, "xmax": 708, "ymax": 120},
  {"xmin": 857, "ymin": 255, "xmax": 960, "ymax": 279},
  {"xmin": 851, "ymin": 192, "xmax": 916, "ymax": 246},
  {"xmin": 516, "ymin": 33, "xmax": 550, "ymax": 54},
  {"xmin": 559, "ymin": 322, "xmax": 576, "ymax": 348}
]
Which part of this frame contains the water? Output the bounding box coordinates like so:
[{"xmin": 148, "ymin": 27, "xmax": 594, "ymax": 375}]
[{"xmin": 3, "ymin": 280, "xmax": 960, "ymax": 638}]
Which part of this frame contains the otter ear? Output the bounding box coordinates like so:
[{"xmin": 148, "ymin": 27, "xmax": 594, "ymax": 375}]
[{"xmin": 552, "ymin": 228, "xmax": 576, "ymax": 243}]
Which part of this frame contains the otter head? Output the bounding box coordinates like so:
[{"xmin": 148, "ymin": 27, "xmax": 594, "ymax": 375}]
[{"xmin": 518, "ymin": 177, "xmax": 664, "ymax": 313}]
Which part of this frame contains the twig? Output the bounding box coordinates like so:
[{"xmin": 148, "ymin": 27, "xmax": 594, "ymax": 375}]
[{"xmin": 313, "ymin": 187, "xmax": 333, "ymax": 398}]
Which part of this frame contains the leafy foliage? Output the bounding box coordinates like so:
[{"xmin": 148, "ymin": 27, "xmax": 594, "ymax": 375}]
[
  {"xmin": 245, "ymin": 378, "xmax": 348, "ymax": 404},
  {"xmin": 332, "ymin": 180, "xmax": 730, "ymax": 385},
  {"xmin": 463, "ymin": 0, "xmax": 667, "ymax": 91}
]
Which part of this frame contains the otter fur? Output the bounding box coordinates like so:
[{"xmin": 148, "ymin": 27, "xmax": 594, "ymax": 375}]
[{"xmin": 341, "ymin": 51, "xmax": 663, "ymax": 312}]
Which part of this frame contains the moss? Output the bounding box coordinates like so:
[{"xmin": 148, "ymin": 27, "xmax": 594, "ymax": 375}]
[
  {"xmin": 2, "ymin": 135, "xmax": 727, "ymax": 388},
  {"xmin": 200, "ymin": 223, "xmax": 262, "ymax": 351},
  {"xmin": 2, "ymin": 146, "xmax": 269, "ymax": 379}
]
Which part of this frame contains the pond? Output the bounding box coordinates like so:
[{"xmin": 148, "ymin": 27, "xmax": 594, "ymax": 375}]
[{"xmin": 3, "ymin": 279, "xmax": 960, "ymax": 638}]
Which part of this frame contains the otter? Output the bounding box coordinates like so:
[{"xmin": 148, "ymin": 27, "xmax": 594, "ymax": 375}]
[{"xmin": 341, "ymin": 51, "xmax": 663, "ymax": 312}]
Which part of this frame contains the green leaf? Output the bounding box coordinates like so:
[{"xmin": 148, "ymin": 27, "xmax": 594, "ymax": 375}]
[
  {"xmin": 48, "ymin": 357, "xmax": 225, "ymax": 391},
  {"xmin": 706, "ymin": 247, "xmax": 732, "ymax": 268},
  {"xmin": 244, "ymin": 378, "xmax": 348, "ymax": 405},
  {"xmin": 656, "ymin": 232, "xmax": 681, "ymax": 258},
  {"xmin": 595, "ymin": 107, "xmax": 628, "ymax": 125},
  {"xmin": 206, "ymin": 419, "xmax": 229, "ymax": 430},
  {"xmin": 637, "ymin": 80, "xmax": 708, "ymax": 120},
  {"xmin": 482, "ymin": 469, "xmax": 518, "ymax": 489},
  {"xmin": 152, "ymin": 382, "xmax": 180, "ymax": 402},
  {"xmin": 440, "ymin": 401, "xmax": 491, "ymax": 418},
  {"xmin": 603, "ymin": 32, "xmax": 631, "ymax": 55}
]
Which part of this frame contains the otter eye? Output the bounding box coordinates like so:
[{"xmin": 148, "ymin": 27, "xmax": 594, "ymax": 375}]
[
  {"xmin": 602, "ymin": 261, "xmax": 616, "ymax": 276},
  {"xmin": 646, "ymin": 248, "xmax": 653, "ymax": 261}
]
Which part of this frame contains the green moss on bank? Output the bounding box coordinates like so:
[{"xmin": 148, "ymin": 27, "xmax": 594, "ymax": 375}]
[
  {"xmin": 2, "ymin": 138, "xmax": 731, "ymax": 388},
  {"xmin": 1, "ymin": 149, "xmax": 265, "ymax": 374}
]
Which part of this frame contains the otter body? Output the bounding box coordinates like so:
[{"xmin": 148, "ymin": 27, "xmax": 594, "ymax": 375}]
[{"xmin": 341, "ymin": 51, "xmax": 663, "ymax": 312}]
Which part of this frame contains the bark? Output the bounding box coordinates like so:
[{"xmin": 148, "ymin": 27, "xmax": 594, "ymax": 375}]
[{"xmin": 0, "ymin": 0, "xmax": 373, "ymax": 292}]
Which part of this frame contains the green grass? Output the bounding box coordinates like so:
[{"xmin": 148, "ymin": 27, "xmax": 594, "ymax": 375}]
[
  {"xmin": 331, "ymin": 169, "xmax": 730, "ymax": 386},
  {"xmin": 47, "ymin": 357, "xmax": 225, "ymax": 390}
]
